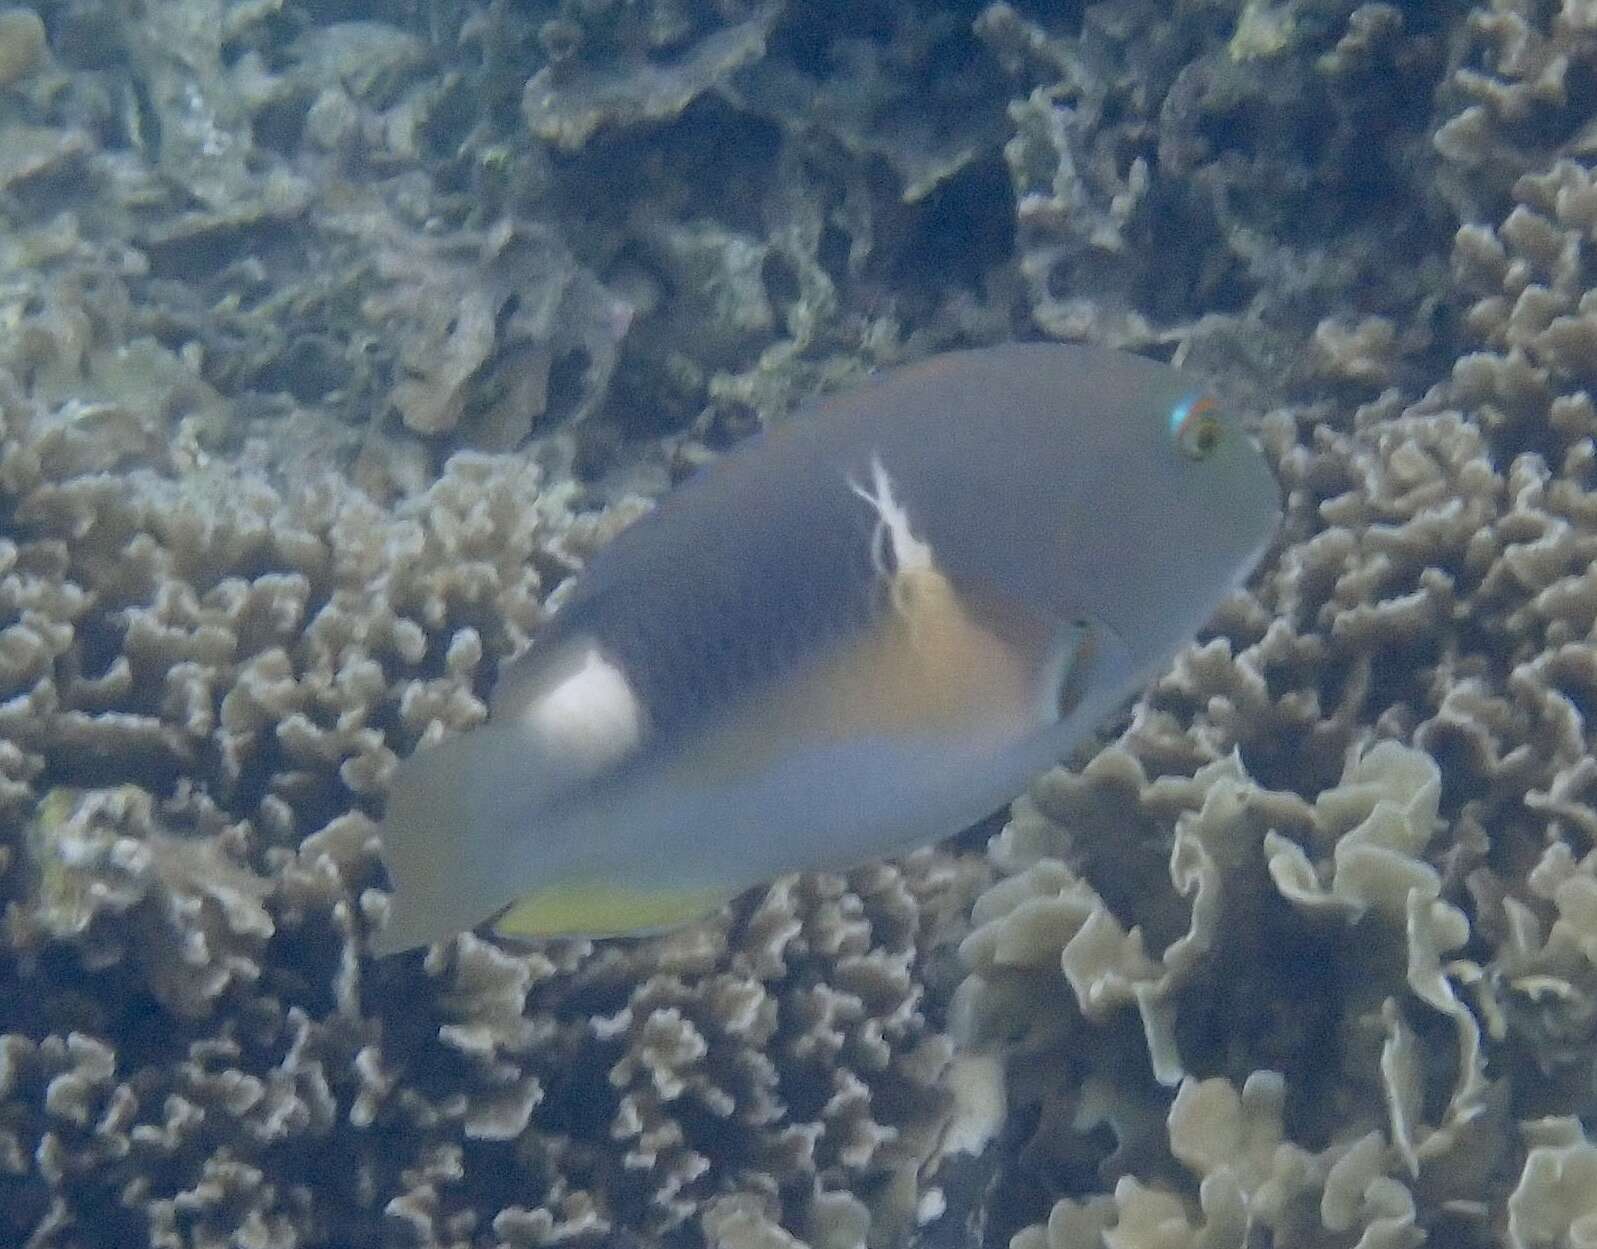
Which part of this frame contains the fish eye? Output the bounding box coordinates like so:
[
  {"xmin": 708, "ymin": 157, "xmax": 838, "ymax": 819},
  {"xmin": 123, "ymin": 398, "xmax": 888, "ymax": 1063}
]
[{"xmin": 1170, "ymin": 396, "xmax": 1224, "ymax": 461}]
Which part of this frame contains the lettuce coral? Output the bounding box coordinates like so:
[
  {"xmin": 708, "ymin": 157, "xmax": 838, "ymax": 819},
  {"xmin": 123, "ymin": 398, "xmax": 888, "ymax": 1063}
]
[
  {"xmin": 1509, "ymin": 1118, "xmax": 1597, "ymax": 1249},
  {"xmin": 960, "ymin": 740, "xmax": 1502, "ymax": 1249},
  {"xmin": 8, "ymin": 0, "xmax": 1597, "ymax": 1246}
]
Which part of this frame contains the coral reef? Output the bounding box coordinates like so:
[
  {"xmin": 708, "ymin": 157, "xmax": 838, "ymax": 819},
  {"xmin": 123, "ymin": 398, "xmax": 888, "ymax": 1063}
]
[
  {"xmin": 7, "ymin": 0, "xmax": 1597, "ymax": 1246},
  {"xmin": 0, "ymin": 295, "xmax": 993, "ymax": 1243},
  {"xmin": 958, "ymin": 740, "xmax": 1506, "ymax": 1248}
]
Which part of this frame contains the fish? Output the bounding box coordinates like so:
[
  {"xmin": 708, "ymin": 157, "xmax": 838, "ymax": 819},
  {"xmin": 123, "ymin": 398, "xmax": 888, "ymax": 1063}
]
[{"xmin": 371, "ymin": 342, "xmax": 1281, "ymax": 955}]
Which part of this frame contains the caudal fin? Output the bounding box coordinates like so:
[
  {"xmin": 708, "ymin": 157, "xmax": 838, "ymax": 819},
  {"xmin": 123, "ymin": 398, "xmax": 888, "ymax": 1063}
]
[{"xmin": 370, "ymin": 723, "xmax": 541, "ymax": 957}]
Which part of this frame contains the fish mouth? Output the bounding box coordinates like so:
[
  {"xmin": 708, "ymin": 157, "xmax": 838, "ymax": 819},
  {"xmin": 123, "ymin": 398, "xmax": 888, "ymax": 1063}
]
[
  {"xmin": 1209, "ymin": 429, "xmax": 1285, "ymax": 597},
  {"xmin": 1238, "ymin": 453, "xmax": 1286, "ymax": 587}
]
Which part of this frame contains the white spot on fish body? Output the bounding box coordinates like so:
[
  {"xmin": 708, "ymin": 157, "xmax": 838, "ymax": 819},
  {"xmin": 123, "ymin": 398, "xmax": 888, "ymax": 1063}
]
[{"xmin": 523, "ymin": 644, "xmax": 644, "ymax": 769}]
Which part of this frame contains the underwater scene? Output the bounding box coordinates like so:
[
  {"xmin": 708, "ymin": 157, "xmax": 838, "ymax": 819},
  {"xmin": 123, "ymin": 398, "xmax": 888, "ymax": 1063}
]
[{"xmin": 1, "ymin": 0, "xmax": 1594, "ymax": 1246}]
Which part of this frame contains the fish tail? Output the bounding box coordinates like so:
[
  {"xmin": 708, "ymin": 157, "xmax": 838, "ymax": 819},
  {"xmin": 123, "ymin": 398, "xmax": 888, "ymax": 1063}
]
[
  {"xmin": 372, "ymin": 722, "xmax": 735, "ymax": 951},
  {"xmin": 370, "ymin": 722, "xmax": 543, "ymax": 956}
]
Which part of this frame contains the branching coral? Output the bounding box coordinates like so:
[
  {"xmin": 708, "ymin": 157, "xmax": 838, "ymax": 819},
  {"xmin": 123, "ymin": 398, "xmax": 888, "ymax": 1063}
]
[{"xmin": 0, "ymin": 286, "xmax": 1005, "ymax": 1244}]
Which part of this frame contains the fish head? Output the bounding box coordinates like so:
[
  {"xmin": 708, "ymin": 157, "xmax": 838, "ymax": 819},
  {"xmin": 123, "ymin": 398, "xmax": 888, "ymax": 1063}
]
[{"xmin": 926, "ymin": 345, "xmax": 1282, "ymax": 691}]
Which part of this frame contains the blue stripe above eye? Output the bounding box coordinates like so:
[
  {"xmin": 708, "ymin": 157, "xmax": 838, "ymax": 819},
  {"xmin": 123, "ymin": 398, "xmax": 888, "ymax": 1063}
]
[{"xmin": 1168, "ymin": 397, "xmax": 1197, "ymax": 438}]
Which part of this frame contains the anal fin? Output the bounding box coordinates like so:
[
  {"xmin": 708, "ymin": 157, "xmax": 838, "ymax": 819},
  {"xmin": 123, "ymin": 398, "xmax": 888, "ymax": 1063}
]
[{"xmin": 491, "ymin": 880, "xmax": 733, "ymax": 940}]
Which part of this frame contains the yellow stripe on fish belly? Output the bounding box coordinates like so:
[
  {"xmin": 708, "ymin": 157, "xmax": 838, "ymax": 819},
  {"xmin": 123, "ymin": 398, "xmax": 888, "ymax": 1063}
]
[{"xmin": 492, "ymin": 880, "xmax": 732, "ymax": 939}]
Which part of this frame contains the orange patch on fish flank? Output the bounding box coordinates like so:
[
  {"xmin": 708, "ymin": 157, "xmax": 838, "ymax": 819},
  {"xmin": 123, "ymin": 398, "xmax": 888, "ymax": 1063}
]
[
  {"xmin": 821, "ymin": 564, "xmax": 1032, "ymax": 734},
  {"xmin": 677, "ymin": 563, "xmax": 1038, "ymax": 786}
]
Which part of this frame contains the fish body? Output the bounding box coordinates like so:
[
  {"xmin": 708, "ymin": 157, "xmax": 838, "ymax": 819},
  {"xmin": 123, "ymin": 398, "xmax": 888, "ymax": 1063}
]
[{"xmin": 373, "ymin": 343, "xmax": 1280, "ymax": 954}]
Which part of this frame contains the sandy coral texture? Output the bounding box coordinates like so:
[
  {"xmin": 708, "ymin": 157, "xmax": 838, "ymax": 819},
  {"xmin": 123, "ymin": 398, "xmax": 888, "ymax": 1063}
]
[{"xmin": 5, "ymin": 0, "xmax": 1597, "ymax": 1247}]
